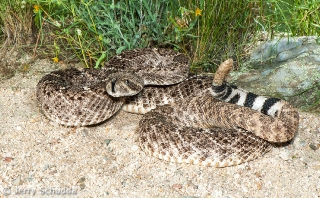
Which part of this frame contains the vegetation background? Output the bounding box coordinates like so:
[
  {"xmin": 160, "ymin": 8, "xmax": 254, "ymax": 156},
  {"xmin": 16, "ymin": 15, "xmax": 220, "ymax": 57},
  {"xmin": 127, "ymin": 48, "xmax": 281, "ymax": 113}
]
[
  {"xmin": 1, "ymin": 0, "xmax": 319, "ymax": 69},
  {"xmin": 0, "ymin": 0, "xmax": 319, "ymax": 109}
]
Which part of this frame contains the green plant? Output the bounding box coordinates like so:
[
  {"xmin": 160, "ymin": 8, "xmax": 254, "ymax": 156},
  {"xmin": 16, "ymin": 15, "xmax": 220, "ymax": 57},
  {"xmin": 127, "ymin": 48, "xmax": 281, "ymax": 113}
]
[
  {"xmin": 177, "ymin": 0, "xmax": 262, "ymax": 73},
  {"xmin": 0, "ymin": 0, "xmax": 33, "ymax": 47},
  {"xmin": 25, "ymin": 0, "xmax": 200, "ymax": 67},
  {"xmin": 257, "ymin": 0, "xmax": 320, "ymax": 37},
  {"xmin": 2, "ymin": 0, "xmax": 319, "ymax": 70},
  {"xmin": 291, "ymin": 0, "xmax": 320, "ymax": 35}
]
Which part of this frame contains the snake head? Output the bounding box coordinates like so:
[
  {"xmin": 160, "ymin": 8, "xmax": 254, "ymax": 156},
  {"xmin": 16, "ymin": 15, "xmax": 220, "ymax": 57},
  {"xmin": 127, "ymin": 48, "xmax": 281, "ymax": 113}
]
[{"xmin": 106, "ymin": 72, "xmax": 144, "ymax": 97}]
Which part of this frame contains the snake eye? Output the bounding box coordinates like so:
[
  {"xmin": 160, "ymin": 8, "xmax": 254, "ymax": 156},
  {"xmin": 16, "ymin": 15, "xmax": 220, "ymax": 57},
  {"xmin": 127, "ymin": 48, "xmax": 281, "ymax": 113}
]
[
  {"xmin": 111, "ymin": 78, "xmax": 116, "ymax": 93},
  {"xmin": 125, "ymin": 80, "xmax": 130, "ymax": 85}
]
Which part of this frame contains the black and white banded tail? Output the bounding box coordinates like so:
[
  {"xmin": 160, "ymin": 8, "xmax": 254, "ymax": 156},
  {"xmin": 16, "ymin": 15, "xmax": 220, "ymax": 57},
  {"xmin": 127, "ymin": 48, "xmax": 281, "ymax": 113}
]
[{"xmin": 210, "ymin": 83, "xmax": 284, "ymax": 117}]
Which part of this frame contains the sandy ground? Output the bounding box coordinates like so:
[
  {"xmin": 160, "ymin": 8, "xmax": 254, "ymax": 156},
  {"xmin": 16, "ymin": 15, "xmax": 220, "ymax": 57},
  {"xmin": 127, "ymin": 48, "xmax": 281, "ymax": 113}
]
[{"xmin": 0, "ymin": 59, "xmax": 320, "ymax": 198}]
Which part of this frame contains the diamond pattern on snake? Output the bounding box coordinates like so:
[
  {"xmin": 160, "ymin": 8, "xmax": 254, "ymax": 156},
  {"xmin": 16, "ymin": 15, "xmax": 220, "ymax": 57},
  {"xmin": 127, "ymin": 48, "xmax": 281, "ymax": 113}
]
[{"xmin": 36, "ymin": 48, "xmax": 299, "ymax": 167}]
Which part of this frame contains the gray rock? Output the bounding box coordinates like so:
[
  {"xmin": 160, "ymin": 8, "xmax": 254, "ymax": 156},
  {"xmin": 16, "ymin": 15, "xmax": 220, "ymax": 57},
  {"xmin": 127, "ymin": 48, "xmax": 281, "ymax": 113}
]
[
  {"xmin": 249, "ymin": 36, "xmax": 319, "ymax": 67},
  {"xmin": 250, "ymin": 37, "xmax": 303, "ymax": 65},
  {"xmin": 276, "ymin": 45, "xmax": 309, "ymax": 62},
  {"xmin": 232, "ymin": 36, "xmax": 320, "ymax": 109}
]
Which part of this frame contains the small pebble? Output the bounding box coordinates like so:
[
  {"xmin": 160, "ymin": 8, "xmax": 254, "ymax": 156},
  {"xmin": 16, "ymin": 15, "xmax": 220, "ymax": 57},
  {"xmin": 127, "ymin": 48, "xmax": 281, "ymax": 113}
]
[
  {"xmin": 78, "ymin": 177, "xmax": 86, "ymax": 190},
  {"xmin": 172, "ymin": 184, "xmax": 182, "ymax": 190},
  {"xmin": 279, "ymin": 150, "xmax": 289, "ymax": 161},
  {"xmin": 78, "ymin": 177, "xmax": 86, "ymax": 183},
  {"xmin": 12, "ymin": 176, "xmax": 22, "ymax": 186},
  {"xmin": 80, "ymin": 128, "xmax": 88, "ymax": 136},
  {"xmin": 16, "ymin": 126, "xmax": 22, "ymax": 130},
  {"xmin": 80, "ymin": 183, "xmax": 86, "ymax": 190},
  {"xmin": 105, "ymin": 139, "xmax": 112, "ymax": 146},
  {"xmin": 309, "ymin": 144, "xmax": 318, "ymax": 150},
  {"xmin": 131, "ymin": 145, "xmax": 139, "ymax": 151},
  {"xmin": 4, "ymin": 157, "xmax": 13, "ymax": 162},
  {"xmin": 299, "ymin": 140, "xmax": 307, "ymax": 147}
]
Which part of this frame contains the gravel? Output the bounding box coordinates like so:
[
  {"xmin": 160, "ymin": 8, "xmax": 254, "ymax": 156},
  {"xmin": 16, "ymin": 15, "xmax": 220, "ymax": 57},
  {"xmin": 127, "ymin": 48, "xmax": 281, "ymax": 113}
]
[{"xmin": 0, "ymin": 59, "xmax": 319, "ymax": 197}]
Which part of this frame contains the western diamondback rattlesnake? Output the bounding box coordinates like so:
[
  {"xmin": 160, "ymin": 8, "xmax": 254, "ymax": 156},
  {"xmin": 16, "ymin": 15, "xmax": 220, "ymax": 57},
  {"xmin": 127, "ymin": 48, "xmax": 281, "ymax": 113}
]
[{"xmin": 36, "ymin": 48, "xmax": 299, "ymax": 167}]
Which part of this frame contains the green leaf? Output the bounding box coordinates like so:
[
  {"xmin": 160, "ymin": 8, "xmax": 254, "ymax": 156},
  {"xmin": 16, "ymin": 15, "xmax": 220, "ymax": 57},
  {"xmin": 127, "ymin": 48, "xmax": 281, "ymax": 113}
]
[
  {"xmin": 116, "ymin": 46, "xmax": 127, "ymax": 54},
  {"xmin": 95, "ymin": 52, "xmax": 107, "ymax": 68}
]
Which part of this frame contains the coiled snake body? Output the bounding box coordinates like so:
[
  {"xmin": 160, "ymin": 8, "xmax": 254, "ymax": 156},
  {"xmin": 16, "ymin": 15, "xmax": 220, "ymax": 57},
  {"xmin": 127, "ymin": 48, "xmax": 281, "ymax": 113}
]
[{"xmin": 37, "ymin": 49, "xmax": 299, "ymax": 167}]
